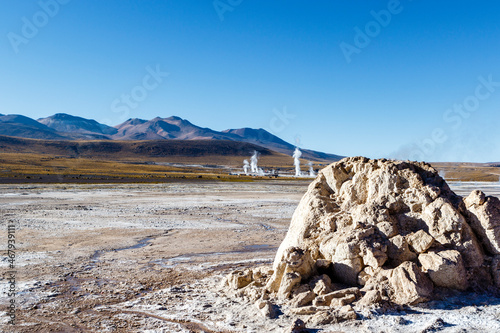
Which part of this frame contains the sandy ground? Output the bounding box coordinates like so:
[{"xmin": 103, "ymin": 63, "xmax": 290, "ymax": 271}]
[{"xmin": 1, "ymin": 180, "xmax": 500, "ymax": 332}]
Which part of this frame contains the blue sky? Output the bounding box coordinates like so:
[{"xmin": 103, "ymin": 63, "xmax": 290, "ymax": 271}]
[{"xmin": 1, "ymin": 1, "xmax": 500, "ymax": 162}]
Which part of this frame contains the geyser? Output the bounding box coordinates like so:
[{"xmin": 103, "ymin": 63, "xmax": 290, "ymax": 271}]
[
  {"xmin": 293, "ymin": 147, "xmax": 302, "ymax": 177},
  {"xmin": 308, "ymin": 161, "xmax": 315, "ymax": 177},
  {"xmin": 243, "ymin": 159, "xmax": 250, "ymax": 175},
  {"xmin": 250, "ymin": 151, "xmax": 259, "ymax": 174}
]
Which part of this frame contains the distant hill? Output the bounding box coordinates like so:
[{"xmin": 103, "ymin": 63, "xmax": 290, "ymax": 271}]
[
  {"xmin": 39, "ymin": 113, "xmax": 118, "ymax": 138},
  {"xmin": 0, "ymin": 114, "xmax": 66, "ymax": 140},
  {"xmin": 223, "ymin": 127, "xmax": 343, "ymax": 161},
  {"xmin": 223, "ymin": 127, "xmax": 294, "ymax": 154},
  {"xmin": 0, "ymin": 113, "xmax": 344, "ymax": 162},
  {"xmin": 0, "ymin": 136, "xmax": 282, "ymax": 165},
  {"xmin": 112, "ymin": 116, "xmax": 237, "ymax": 141},
  {"xmin": 113, "ymin": 116, "xmax": 343, "ymax": 161}
]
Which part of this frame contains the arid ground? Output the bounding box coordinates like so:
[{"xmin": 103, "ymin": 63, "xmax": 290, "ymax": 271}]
[{"xmin": 1, "ymin": 179, "xmax": 500, "ymax": 332}]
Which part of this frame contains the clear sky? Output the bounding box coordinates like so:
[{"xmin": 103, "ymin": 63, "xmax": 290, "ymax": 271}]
[{"xmin": 1, "ymin": 0, "xmax": 499, "ymax": 162}]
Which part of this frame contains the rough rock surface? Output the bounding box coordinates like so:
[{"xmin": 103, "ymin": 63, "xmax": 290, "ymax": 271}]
[
  {"xmin": 464, "ymin": 190, "xmax": 500, "ymax": 255},
  {"xmin": 419, "ymin": 250, "xmax": 467, "ymax": 290},
  {"xmin": 223, "ymin": 157, "xmax": 500, "ymax": 328}
]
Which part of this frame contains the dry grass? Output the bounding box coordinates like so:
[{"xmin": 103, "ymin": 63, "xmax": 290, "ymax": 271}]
[
  {"xmin": 0, "ymin": 153, "xmax": 316, "ymax": 183},
  {"xmin": 0, "ymin": 135, "xmax": 328, "ymax": 171},
  {"xmin": 432, "ymin": 162, "xmax": 500, "ymax": 182},
  {"xmin": 2, "ymin": 135, "xmax": 497, "ymax": 184},
  {"xmin": 0, "ymin": 135, "xmax": 328, "ymax": 183}
]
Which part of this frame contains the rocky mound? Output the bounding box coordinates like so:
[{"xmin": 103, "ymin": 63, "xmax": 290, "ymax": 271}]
[{"xmin": 222, "ymin": 157, "xmax": 500, "ymax": 327}]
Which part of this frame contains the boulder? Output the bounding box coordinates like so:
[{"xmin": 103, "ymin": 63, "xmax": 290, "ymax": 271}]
[
  {"xmin": 387, "ymin": 235, "xmax": 417, "ymax": 266},
  {"xmin": 277, "ymin": 272, "xmax": 302, "ymax": 299},
  {"xmin": 312, "ymin": 287, "xmax": 359, "ymax": 307},
  {"xmin": 289, "ymin": 306, "xmax": 325, "ymax": 315},
  {"xmin": 260, "ymin": 301, "xmax": 277, "ymax": 319},
  {"xmin": 329, "ymin": 294, "xmax": 357, "ymax": 308},
  {"xmin": 377, "ymin": 221, "xmax": 398, "ymax": 238},
  {"xmin": 407, "ymin": 230, "xmax": 434, "ymax": 253},
  {"xmin": 266, "ymin": 247, "xmax": 314, "ymax": 295},
  {"xmin": 284, "ymin": 318, "xmax": 308, "ymax": 333},
  {"xmin": 357, "ymin": 289, "xmax": 382, "ymax": 307},
  {"xmin": 307, "ymin": 274, "xmax": 330, "ymax": 294},
  {"xmin": 388, "ymin": 261, "xmax": 433, "ymax": 305},
  {"xmin": 307, "ymin": 310, "xmax": 335, "ymax": 326},
  {"xmin": 224, "ymin": 157, "xmax": 500, "ymax": 326},
  {"xmin": 227, "ymin": 270, "xmax": 252, "ymax": 289},
  {"xmin": 291, "ymin": 290, "xmax": 316, "ymax": 308},
  {"xmin": 421, "ymin": 197, "xmax": 483, "ymax": 267},
  {"xmin": 283, "ymin": 247, "xmax": 315, "ymax": 278},
  {"xmin": 334, "ymin": 305, "xmax": 357, "ymax": 322},
  {"xmin": 464, "ymin": 190, "xmax": 500, "ymax": 255},
  {"xmin": 306, "ymin": 305, "xmax": 357, "ymax": 326},
  {"xmin": 265, "ymin": 262, "xmax": 286, "ymax": 293},
  {"xmin": 419, "ymin": 250, "xmax": 468, "ymax": 290}
]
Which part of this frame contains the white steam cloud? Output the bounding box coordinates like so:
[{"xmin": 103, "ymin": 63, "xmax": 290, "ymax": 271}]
[
  {"xmin": 243, "ymin": 159, "xmax": 250, "ymax": 175},
  {"xmin": 308, "ymin": 161, "xmax": 316, "ymax": 177},
  {"xmin": 293, "ymin": 147, "xmax": 302, "ymax": 177},
  {"xmin": 250, "ymin": 151, "xmax": 259, "ymax": 173}
]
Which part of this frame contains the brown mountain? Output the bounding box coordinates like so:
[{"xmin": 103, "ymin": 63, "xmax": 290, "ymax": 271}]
[
  {"xmin": 223, "ymin": 127, "xmax": 343, "ymax": 161},
  {"xmin": 112, "ymin": 116, "xmax": 238, "ymax": 141},
  {"xmin": 38, "ymin": 113, "xmax": 118, "ymax": 139},
  {"xmin": 0, "ymin": 135, "xmax": 287, "ymax": 166},
  {"xmin": 0, "ymin": 113, "xmax": 344, "ymax": 162},
  {"xmin": 0, "ymin": 114, "xmax": 66, "ymax": 140}
]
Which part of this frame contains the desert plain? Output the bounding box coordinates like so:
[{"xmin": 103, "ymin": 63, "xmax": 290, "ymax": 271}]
[{"xmin": 1, "ymin": 176, "xmax": 500, "ymax": 332}]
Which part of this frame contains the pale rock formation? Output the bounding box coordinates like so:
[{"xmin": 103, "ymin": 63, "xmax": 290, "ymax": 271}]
[
  {"xmin": 254, "ymin": 299, "xmax": 277, "ymax": 318},
  {"xmin": 309, "ymin": 274, "xmax": 332, "ymax": 295},
  {"xmin": 312, "ymin": 287, "xmax": 360, "ymax": 307},
  {"xmin": 464, "ymin": 190, "xmax": 500, "ymax": 255},
  {"xmin": 291, "ymin": 290, "xmax": 316, "ymax": 308},
  {"xmin": 278, "ymin": 272, "xmax": 302, "ymax": 300},
  {"xmin": 407, "ymin": 230, "xmax": 434, "ymax": 253},
  {"xmin": 387, "ymin": 261, "xmax": 434, "ymax": 304},
  {"xmin": 306, "ymin": 305, "xmax": 357, "ymax": 326},
  {"xmin": 356, "ymin": 289, "xmax": 382, "ymax": 307},
  {"xmin": 387, "ymin": 235, "xmax": 417, "ymax": 266},
  {"xmin": 284, "ymin": 318, "xmax": 308, "ymax": 333},
  {"xmin": 223, "ymin": 157, "xmax": 500, "ymax": 327},
  {"xmin": 419, "ymin": 250, "xmax": 467, "ymax": 290},
  {"xmin": 227, "ymin": 269, "xmax": 253, "ymax": 289}
]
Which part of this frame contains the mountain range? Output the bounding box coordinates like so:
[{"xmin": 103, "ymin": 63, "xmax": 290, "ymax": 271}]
[{"xmin": 0, "ymin": 113, "xmax": 343, "ymax": 161}]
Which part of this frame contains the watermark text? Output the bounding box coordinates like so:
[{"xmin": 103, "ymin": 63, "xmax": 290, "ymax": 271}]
[
  {"xmin": 7, "ymin": 0, "xmax": 72, "ymax": 54},
  {"xmin": 110, "ymin": 65, "xmax": 169, "ymax": 123},
  {"xmin": 6, "ymin": 224, "xmax": 17, "ymax": 325}
]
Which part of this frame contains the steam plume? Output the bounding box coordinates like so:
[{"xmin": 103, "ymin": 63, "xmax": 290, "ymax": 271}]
[
  {"xmin": 250, "ymin": 151, "xmax": 259, "ymax": 173},
  {"xmin": 243, "ymin": 159, "xmax": 250, "ymax": 175},
  {"xmin": 308, "ymin": 161, "xmax": 316, "ymax": 177},
  {"xmin": 293, "ymin": 147, "xmax": 302, "ymax": 177}
]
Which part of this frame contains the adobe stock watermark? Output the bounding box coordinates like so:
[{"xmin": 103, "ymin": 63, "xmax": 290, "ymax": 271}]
[
  {"xmin": 7, "ymin": 0, "xmax": 71, "ymax": 54},
  {"xmin": 263, "ymin": 106, "xmax": 301, "ymax": 148},
  {"xmin": 340, "ymin": 0, "xmax": 411, "ymax": 64},
  {"xmin": 6, "ymin": 223, "xmax": 17, "ymax": 325},
  {"xmin": 213, "ymin": 0, "xmax": 243, "ymax": 21},
  {"xmin": 408, "ymin": 75, "xmax": 500, "ymax": 161},
  {"xmin": 267, "ymin": 107, "xmax": 296, "ymax": 134},
  {"xmin": 110, "ymin": 65, "xmax": 169, "ymax": 123}
]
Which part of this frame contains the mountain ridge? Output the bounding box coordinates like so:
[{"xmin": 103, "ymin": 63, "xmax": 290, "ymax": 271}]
[
  {"xmin": 0, "ymin": 113, "xmax": 343, "ymax": 162},
  {"xmin": 38, "ymin": 113, "xmax": 118, "ymax": 136}
]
